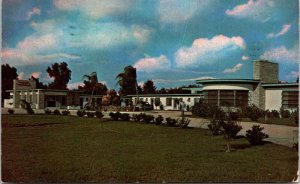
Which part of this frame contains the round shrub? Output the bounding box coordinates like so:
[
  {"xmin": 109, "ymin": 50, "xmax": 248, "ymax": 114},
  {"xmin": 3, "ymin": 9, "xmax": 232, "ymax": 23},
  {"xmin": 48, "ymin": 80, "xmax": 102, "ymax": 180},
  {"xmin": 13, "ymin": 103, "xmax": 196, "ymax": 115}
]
[
  {"xmin": 77, "ymin": 110, "xmax": 86, "ymax": 117},
  {"xmin": 62, "ymin": 110, "xmax": 70, "ymax": 116},
  {"xmin": 246, "ymin": 125, "xmax": 269, "ymax": 145},
  {"xmin": 155, "ymin": 115, "xmax": 164, "ymax": 125},
  {"xmin": 95, "ymin": 111, "xmax": 104, "ymax": 119},
  {"xmin": 7, "ymin": 109, "xmax": 14, "ymax": 114},
  {"xmin": 120, "ymin": 113, "xmax": 130, "ymax": 121},
  {"xmin": 44, "ymin": 109, "xmax": 52, "ymax": 115},
  {"xmin": 53, "ymin": 109, "xmax": 61, "ymax": 115},
  {"xmin": 86, "ymin": 112, "xmax": 95, "ymax": 118}
]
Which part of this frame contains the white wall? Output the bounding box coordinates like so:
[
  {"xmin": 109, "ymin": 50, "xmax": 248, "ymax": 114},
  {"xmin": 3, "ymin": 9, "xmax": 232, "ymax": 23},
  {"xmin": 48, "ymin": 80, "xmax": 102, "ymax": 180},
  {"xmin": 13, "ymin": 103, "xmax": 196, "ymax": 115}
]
[
  {"xmin": 202, "ymin": 83, "xmax": 253, "ymax": 91},
  {"xmin": 4, "ymin": 99, "xmax": 13, "ymax": 108},
  {"xmin": 265, "ymin": 89, "xmax": 282, "ymax": 111}
]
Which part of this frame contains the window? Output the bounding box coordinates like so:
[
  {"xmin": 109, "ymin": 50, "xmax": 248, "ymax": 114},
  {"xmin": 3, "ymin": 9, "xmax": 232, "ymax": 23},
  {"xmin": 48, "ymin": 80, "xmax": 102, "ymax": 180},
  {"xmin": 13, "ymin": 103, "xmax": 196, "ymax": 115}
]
[
  {"xmin": 236, "ymin": 91, "xmax": 248, "ymax": 107},
  {"xmin": 206, "ymin": 90, "xmax": 218, "ymax": 105},
  {"xmin": 166, "ymin": 98, "xmax": 172, "ymax": 106},
  {"xmin": 219, "ymin": 90, "xmax": 234, "ymax": 106},
  {"xmin": 187, "ymin": 98, "xmax": 191, "ymax": 102},
  {"xmin": 282, "ymin": 91, "xmax": 299, "ymax": 109}
]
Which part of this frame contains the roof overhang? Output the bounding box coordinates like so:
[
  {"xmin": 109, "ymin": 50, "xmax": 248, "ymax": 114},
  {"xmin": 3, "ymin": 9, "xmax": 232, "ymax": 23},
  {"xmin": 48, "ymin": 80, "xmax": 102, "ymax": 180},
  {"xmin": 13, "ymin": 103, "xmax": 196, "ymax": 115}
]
[
  {"xmin": 196, "ymin": 79, "xmax": 260, "ymax": 84},
  {"xmin": 262, "ymin": 83, "xmax": 299, "ymax": 88}
]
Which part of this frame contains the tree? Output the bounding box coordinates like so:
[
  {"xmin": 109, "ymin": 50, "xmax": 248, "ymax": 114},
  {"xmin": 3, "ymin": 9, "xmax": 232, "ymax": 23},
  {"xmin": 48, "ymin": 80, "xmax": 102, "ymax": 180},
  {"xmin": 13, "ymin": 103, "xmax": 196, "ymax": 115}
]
[
  {"xmin": 29, "ymin": 76, "xmax": 47, "ymax": 89},
  {"xmin": 116, "ymin": 65, "xmax": 137, "ymax": 95},
  {"xmin": 101, "ymin": 90, "xmax": 120, "ymax": 106},
  {"xmin": 143, "ymin": 80, "xmax": 156, "ymax": 94},
  {"xmin": 1, "ymin": 64, "xmax": 18, "ymax": 103},
  {"xmin": 46, "ymin": 62, "xmax": 71, "ymax": 90}
]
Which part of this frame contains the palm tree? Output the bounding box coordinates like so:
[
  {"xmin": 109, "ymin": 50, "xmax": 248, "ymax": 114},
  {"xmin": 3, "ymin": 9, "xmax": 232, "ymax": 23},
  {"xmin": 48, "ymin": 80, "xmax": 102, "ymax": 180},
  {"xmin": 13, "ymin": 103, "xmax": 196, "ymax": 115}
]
[{"xmin": 82, "ymin": 72, "xmax": 98, "ymax": 110}]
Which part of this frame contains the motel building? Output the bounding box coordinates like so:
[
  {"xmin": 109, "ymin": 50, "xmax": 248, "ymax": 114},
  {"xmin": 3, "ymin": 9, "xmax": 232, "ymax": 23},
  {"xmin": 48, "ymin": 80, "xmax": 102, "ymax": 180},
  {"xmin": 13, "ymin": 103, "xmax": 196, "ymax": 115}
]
[{"xmin": 130, "ymin": 60, "xmax": 299, "ymax": 111}]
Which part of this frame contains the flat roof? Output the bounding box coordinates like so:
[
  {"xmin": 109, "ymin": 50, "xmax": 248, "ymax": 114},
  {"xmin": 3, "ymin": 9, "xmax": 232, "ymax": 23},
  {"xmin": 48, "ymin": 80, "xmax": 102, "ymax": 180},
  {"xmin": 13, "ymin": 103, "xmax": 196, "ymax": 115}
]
[
  {"xmin": 127, "ymin": 94, "xmax": 202, "ymax": 97},
  {"xmin": 262, "ymin": 83, "xmax": 299, "ymax": 88},
  {"xmin": 196, "ymin": 79, "xmax": 260, "ymax": 84}
]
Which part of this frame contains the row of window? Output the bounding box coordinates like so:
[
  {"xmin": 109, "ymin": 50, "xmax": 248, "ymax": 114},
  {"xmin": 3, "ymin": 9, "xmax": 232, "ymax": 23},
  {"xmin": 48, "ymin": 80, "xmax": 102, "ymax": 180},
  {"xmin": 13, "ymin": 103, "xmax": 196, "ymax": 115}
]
[
  {"xmin": 204, "ymin": 90, "xmax": 249, "ymax": 107},
  {"xmin": 282, "ymin": 91, "xmax": 299, "ymax": 109}
]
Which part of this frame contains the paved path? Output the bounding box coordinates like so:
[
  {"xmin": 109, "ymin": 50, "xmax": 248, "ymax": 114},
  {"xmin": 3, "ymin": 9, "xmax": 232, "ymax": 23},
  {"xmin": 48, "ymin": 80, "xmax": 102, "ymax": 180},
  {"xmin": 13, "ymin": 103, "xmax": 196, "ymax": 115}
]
[{"xmin": 2, "ymin": 108, "xmax": 298, "ymax": 147}]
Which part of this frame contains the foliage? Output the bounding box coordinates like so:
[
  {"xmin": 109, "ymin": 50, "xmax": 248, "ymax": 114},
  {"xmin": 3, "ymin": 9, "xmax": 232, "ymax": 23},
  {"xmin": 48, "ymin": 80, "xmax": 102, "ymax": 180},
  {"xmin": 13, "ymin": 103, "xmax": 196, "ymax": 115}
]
[
  {"xmin": 95, "ymin": 111, "xmax": 104, "ymax": 119},
  {"xmin": 159, "ymin": 104, "xmax": 164, "ymax": 110},
  {"xmin": 7, "ymin": 109, "xmax": 14, "ymax": 114},
  {"xmin": 47, "ymin": 62, "xmax": 71, "ymax": 90},
  {"xmin": 1, "ymin": 64, "xmax": 18, "ymax": 103},
  {"xmin": 290, "ymin": 108, "xmax": 299, "ymax": 124},
  {"xmin": 165, "ymin": 117, "xmax": 177, "ymax": 127},
  {"xmin": 44, "ymin": 109, "xmax": 52, "ymax": 115},
  {"xmin": 246, "ymin": 125, "xmax": 269, "ymax": 145},
  {"xmin": 155, "ymin": 115, "xmax": 164, "ymax": 125},
  {"xmin": 109, "ymin": 112, "xmax": 121, "ymax": 121},
  {"xmin": 154, "ymin": 98, "xmax": 161, "ymax": 109},
  {"xmin": 116, "ymin": 65, "xmax": 137, "ymax": 95},
  {"xmin": 61, "ymin": 110, "xmax": 70, "ymax": 116},
  {"xmin": 53, "ymin": 109, "xmax": 61, "ymax": 115},
  {"xmin": 29, "ymin": 76, "xmax": 47, "ymax": 89},
  {"xmin": 280, "ymin": 108, "xmax": 291, "ymax": 118},
  {"xmin": 77, "ymin": 110, "xmax": 86, "ymax": 117},
  {"xmin": 142, "ymin": 80, "xmax": 156, "ymax": 94},
  {"xmin": 142, "ymin": 114, "xmax": 154, "ymax": 124},
  {"xmin": 20, "ymin": 100, "xmax": 34, "ymax": 114},
  {"xmin": 102, "ymin": 90, "xmax": 120, "ymax": 106},
  {"xmin": 270, "ymin": 110, "xmax": 280, "ymax": 118},
  {"xmin": 242, "ymin": 104, "xmax": 264, "ymax": 121},
  {"xmin": 208, "ymin": 118, "xmax": 223, "ymax": 136},
  {"xmin": 228, "ymin": 111, "xmax": 240, "ymax": 121},
  {"xmin": 86, "ymin": 112, "xmax": 95, "ymax": 118},
  {"xmin": 177, "ymin": 118, "xmax": 191, "ymax": 128},
  {"xmin": 120, "ymin": 113, "xmax": 130, "ymax": 121},
  {"xmin": 132, "ymin": 113, "xmax": 143, "ymax": 122},
  {"xmin": 191, "ymin": 100, "xmax": 222, "ymax": 118}
]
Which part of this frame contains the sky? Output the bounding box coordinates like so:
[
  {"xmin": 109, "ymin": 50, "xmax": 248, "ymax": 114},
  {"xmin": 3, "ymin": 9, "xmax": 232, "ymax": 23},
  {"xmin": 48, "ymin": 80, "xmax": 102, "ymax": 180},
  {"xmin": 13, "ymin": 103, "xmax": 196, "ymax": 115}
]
[{"xmin": 2, "ymin": 0, "xmax": 299, "ymax": 90}]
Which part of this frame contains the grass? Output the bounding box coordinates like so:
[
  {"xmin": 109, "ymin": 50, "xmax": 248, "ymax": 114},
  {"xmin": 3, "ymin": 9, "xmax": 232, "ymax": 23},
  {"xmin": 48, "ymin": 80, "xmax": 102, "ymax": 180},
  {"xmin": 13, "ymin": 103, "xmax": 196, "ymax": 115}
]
[
  {"xmin": 242, "ymin": 117, "xmax": 297, "ymax": 127},
  {"xmin": 2, "ymin": 114, "xmax": 298, "ymax": 182}
]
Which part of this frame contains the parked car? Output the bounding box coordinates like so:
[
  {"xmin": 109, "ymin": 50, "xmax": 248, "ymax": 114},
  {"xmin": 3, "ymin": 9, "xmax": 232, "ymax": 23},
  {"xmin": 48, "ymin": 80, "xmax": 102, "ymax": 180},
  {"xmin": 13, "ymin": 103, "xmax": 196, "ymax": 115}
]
[{"xmin": 135, "ymin": 102, "xmax": 153, "ymax": 111}]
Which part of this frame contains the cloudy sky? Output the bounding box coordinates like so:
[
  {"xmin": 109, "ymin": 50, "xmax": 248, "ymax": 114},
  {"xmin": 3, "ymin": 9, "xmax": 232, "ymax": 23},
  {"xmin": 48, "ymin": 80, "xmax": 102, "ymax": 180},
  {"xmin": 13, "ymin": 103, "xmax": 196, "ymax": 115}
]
[{"xmin": 2, "ymin": 0, "xmax": 299, "ymax": 89}]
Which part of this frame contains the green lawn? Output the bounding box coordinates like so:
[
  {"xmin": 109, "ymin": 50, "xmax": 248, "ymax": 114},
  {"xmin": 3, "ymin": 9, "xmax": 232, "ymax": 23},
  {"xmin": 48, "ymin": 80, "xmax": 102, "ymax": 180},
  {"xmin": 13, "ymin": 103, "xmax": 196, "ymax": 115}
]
[
  {"xmin": 242, "ymin": 117, "xmax": 297, "ymax": 127},
  {"xmin": 2, "ymin": 114, "xmax": 298, "ymax": 182}
]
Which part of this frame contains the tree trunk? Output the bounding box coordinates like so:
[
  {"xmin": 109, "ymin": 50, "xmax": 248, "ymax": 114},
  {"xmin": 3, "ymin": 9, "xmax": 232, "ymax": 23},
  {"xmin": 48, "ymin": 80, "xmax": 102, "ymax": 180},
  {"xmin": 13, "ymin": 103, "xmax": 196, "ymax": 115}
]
[{"xmin": 226, "ymin": 136, "xmax": 231, "ymax": 152}]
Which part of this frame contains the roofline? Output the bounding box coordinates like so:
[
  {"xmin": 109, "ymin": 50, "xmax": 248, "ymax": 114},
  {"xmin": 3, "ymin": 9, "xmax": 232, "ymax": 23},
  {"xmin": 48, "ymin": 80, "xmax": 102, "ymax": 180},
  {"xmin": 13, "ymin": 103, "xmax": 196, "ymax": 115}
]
[
  {"xmin": 7, "ymin": 89, "xmax": 84, "ymax": 92},
  {"xmin": 262, "ymin": 83, "xmax": 299, "ymax": 88},
  {"xmin": 196, "ymin": 79, "xmax": 260, "ymax": 84}
]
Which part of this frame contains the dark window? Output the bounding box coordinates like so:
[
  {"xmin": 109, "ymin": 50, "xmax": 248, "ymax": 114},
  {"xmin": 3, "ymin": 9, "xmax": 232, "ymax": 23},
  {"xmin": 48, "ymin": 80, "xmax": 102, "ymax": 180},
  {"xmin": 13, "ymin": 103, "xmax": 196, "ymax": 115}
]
[
  {"xmin": 47, "ymin": 101, "xmax": 56, "ymax": 107},
  {"xmin": 236, "ymin": 91, "xmax": 248, "ymax": 107},
  {"xmin": 166, "ymin": 98, "xmax": 172, "ymax": 106},
  {"xmin": 282, "ymin": 91, "xmax": 299, "ymax": 109},
  {"xmin": 206, "ymin": 90, "xmax": 218, "ymax": 105},
  {"xmin": 219, "ymin": 90, "xmax": 234, "ymax": 106},
  {"xmin": 62, "ymin": 96, "xmax": 66, "ymax": 106}
]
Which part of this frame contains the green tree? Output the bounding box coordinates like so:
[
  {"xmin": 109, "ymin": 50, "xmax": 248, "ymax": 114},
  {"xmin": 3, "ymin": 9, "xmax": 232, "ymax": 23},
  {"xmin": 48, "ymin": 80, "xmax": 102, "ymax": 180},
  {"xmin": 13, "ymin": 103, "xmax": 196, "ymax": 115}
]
[
  {"xmin": 143, "ymin": 80, "xmax": 156, "ymax": 94},
  {"xmin": 47, "ymin": 62, "xmax": 71, "ymax": 90},
  {"xmin": 1, "ymin": 64, "xmax": 18, "ymax": 103},
  {"xmin": 116, "ymin": 65, "xmax": 137, "ymax": 95},
  {"xmin": 29, "ymin": 76, "xmax": 47, "ymax": 89}
]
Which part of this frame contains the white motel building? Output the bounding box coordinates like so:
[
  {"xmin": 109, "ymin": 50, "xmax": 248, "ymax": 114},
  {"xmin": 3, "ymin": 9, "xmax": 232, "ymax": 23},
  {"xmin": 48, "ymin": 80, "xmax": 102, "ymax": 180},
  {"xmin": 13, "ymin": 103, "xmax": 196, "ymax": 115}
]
[{"xmin": 4, "ymin": 60, "xmax": 299, "ymax": 111}]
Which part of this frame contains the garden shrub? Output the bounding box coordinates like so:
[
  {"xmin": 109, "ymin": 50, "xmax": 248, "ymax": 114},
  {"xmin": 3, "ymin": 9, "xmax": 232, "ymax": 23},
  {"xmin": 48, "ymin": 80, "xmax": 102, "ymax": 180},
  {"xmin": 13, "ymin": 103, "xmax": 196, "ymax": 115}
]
[
  {"xmin": 177, "ymin": 118, "xmax": 191, "ymax": 128},
  {"xmin": 220, "ymin": 119, "xmax": 242, "ymax": 139},
  {"xmin": 271, "ymin": 110, "xmax": 280, "ymax": 118},
  {"xmin": 159, "ymin": 104, "xmax": 164, "ymax": 110},
  {"xmin": 109, "ymin": 112, "xmax": 121, "ymax": 121},
  {"xmin": 246, "ymin": 125, "xmax": 269, "ymax": 145},
  {"xmin": 86, "ymin": 112, "xmax": 95, "ymax": 118},
  {"xmin": 155, "ymin": 115, "xmax": 164, "ymax": 125},
  {"xmin": 120, "ymin": 113, "xmax": 130, "ymax": 121},
  {"xmin": 7, "ymin": 109, "xmax": 14, "ymax": 114},
  {"xmin": 95, "ymin": 111, "xmax": 104, "ymax": 119},
  {"xmin": 53, "ymin": 109, "xmax": 61, "ymax": 115},
  {"xmin": 44, "ymin": 109, "xmax": 52, "ymax": 115},
  {"xmin": 290, "ymin": 108, "xmax": 299, "ymax": 124},
  {"xmin": 280, "ymin": 109, "xmax": 291, "ymax": 118},
  {"xmin": 228, "ymin": 111, "xmax": 240, "ymax": 121},
  {"xmin": 191, "ymin": 100, "xmax": 220, "ymax": 118},
  {"xmin": 20, "ymin": 100, "xmax": 34, "ymax": 114},
  {"xmin": 208, "ymin": 118, "xmax": 223, "ymax": 136},
  {"xmin": 77, "ymin": 110, "xmax": 86, "ymax": 117},
  {"xmin": 62, "ymin": 110, "xmax": 70, "ymax": 116},
  {"xmin": 142, "ymin": 114, "xmax": 154, "ymax": 123},
  {"xmin": 165, "ymin": 117, "xmax": 177, "ymax": 127},
  {"xmin": 242, "ymin": 104, "xmax": 263, "ymax": 121},
  {"xmin": 132, "ymin": 113, "xmax": 144, "ymax": 122}
]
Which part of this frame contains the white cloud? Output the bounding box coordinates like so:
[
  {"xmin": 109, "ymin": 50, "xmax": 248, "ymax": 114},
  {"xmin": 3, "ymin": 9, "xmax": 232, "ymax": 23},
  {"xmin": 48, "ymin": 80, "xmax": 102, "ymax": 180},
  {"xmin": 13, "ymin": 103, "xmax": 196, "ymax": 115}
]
[
  {"xmin": 225, "ymin": 0, "xmax": 275, "ymax": 22},
  {"xmin": 27, "ymin": 7, "xmax": 41, "ymax": 20},
  {"xmin": 242, "ymin": 55, "xmax": 249, "ymax": 61},
  {"xmin": 31, "ymin": 72, "xmax": 42, "ymax": 78},
  {"xmin": 18, "ymin": 72, "xmax": 25, "ymax": 80},
  {"xmin": 134, "ymin": 55, "xmax": 170, "ymax": 72},
  {"xmin": 54, "ymin": 0, "xmax": 133, "ymax": 18},
  {"xmin": 267, "ymin": 24, "xmax": 291, "ymax": 38},
  {"xmin": 157, "ymin": 0, "xmax": 210, "ymax": 24},
  {"xmin": 67, "ymin": 82, "xmax": 84, "ymax": 90},
  {"xmin": 260, "ymin": 46, "xmax": 298, "ymax": 64},
  {"xmin": 286, "ymin": 71, "xmax": 299, "ymax": 80},
  {"xmin": 175, "ymin": 35, "xmax": 246, "ymax": 68},
  {"xmin": 223, "ymin": 63, "xmax": 243, "ymax": 73}
]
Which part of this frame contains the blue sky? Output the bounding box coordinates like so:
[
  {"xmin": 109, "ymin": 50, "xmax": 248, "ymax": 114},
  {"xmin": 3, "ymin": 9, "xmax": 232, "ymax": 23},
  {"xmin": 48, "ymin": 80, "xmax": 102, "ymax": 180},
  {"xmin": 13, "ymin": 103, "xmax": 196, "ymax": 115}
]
[{"xmin": 2, "ymin": 0, "xmax": 299, "ymax": 89}]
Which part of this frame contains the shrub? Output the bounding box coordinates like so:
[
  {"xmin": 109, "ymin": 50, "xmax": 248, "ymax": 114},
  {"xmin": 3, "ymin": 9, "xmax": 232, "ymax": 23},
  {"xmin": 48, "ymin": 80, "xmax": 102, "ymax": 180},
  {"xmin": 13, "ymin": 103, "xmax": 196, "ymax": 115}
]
[
  {"xmin": 228, "ymin": 111, "xmax": 240, "ymax": 121},
  {"xmin": 246, "ymin": 125, "xmax": 269, "ymax": 145},
  {"xmin": 61, "ymin": 110, "xmax": 70, "ymax": 116},
  {"xmin": 280, "ymin": 107, "xmax": 291, "ymax": 118},
  {"xmin": 20, "ymin": 100, "xmax": 34, "ymax": 114},
  {"xmin": 220, "ymin": 119, "xmax": 242, "ymax": 152},
  {"xmin": 95, "ymin": 111, "xmax": 104, "ymax": 119},
  {"xmin": 208, "ymin": 118, "xmax": 223, "ymax": 136},
  {"xmin": 109, "ymin": 112, "xmax": 121, "ymax": 121},
  {"xmin": 155, "ymin": 115, "xmax": 164, "ymax": 125},
  {"xmin": 44, "ymin": 109, "xmax": 52, "ymax": 115},
  {"xmin": 86, "ymin": 112, "xmax": 95, "ymax": 118},
  {"xmin": 177, "ymin": 118, "xmax": 191, "ymax": 128},
  {"xmin": 290, "ymin": 108, "xmax": 299, "ymax": 124},
  {"xmin": 271, "ymin": 110, "xmax": 280, "ymax": 118},
  {"xmin": 242, "ymin": 104, "xmax": 263, "ymax": 121},
  {"xmin": 293, "ymin": 142, "xmax": 298, "ymax": 151},
  {"xmin": 7, "ymin": 109, "xmax": 14, "ymax": 114},
  {"xmin": 166, "ymin": 117, "xmax": 177, "ymax": 127},
  {"xmin": 53, "ymin": 109, "xmax": 61, "ymax": 115},
  {"xmin": 120, "ymin": 113, "xmax": 130, "ymax": 121},
  {"xmin": 77, "ymin": 110, "xmax": 86, "ymax": 117},
  {"xmin": 159, "ymin": 104, "xmax": 164, "ymax": 110},
  {"xmin": 142, "ymin": 114, "xmax": 154, "ymax": 123},
  {"xmin": 192, "ymin": 100, "xmax": 222, "ymax": 118}
]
